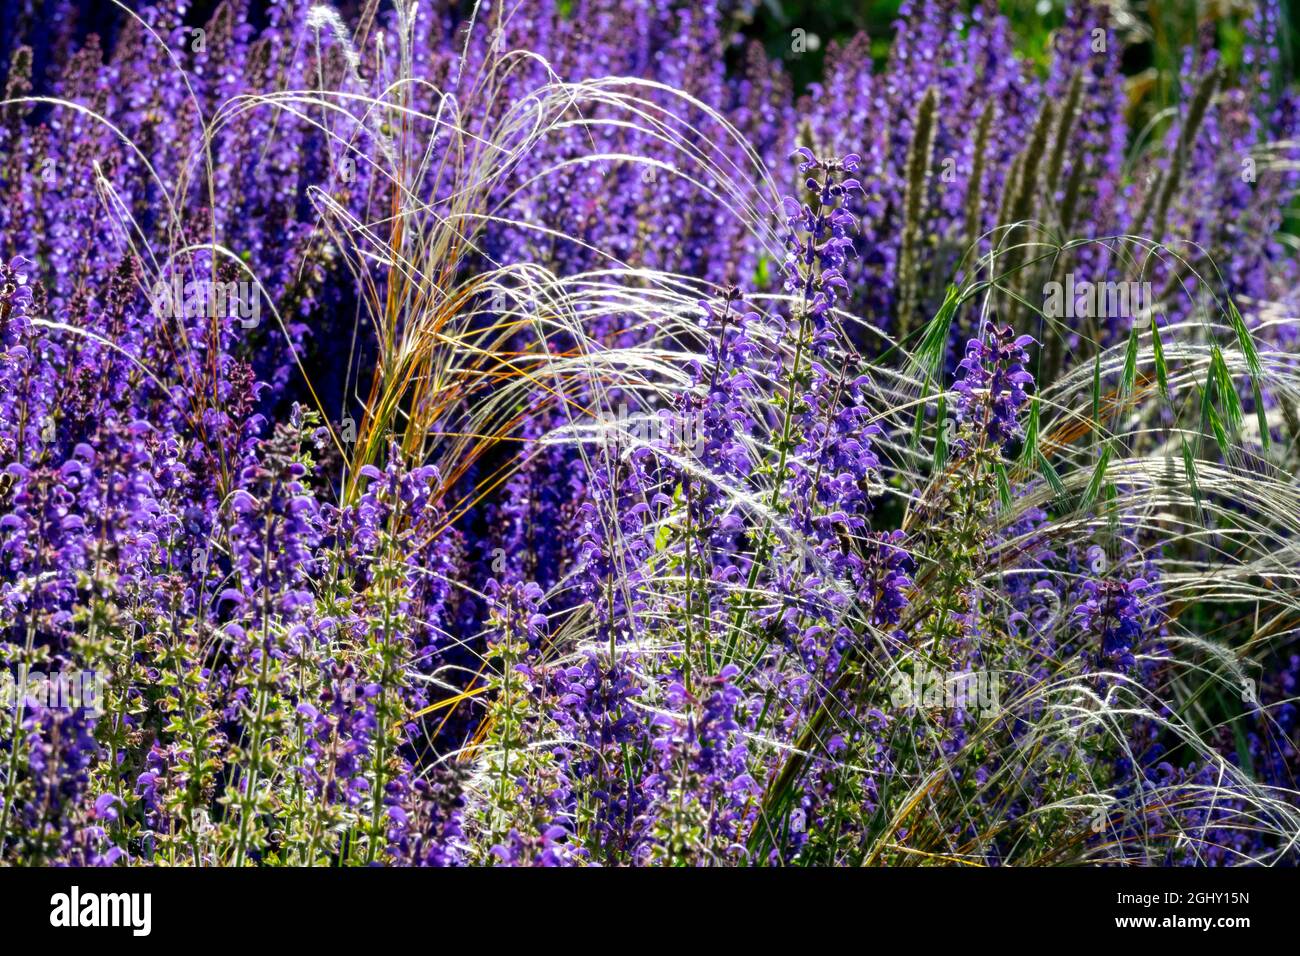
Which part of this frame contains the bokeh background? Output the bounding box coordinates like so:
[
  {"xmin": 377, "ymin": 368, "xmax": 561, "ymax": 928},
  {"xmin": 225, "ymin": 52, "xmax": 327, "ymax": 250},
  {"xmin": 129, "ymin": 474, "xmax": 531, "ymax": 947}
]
[
  {"xmin": 734, "ymin": 1, "xmax": 1297, "ymax": 93},
  {"xmin": 4, "ymin": 2, "xmax": 1296, "ymax": 136},
  {"xmin": 5, "ymin": 3, "xmax": 1297, "ymax": 82}
]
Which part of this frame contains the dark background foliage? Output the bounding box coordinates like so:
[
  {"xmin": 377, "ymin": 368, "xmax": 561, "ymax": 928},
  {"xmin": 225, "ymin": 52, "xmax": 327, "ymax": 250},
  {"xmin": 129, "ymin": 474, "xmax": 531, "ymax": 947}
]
[{"xmin": 734, "ymin": 1, "xmax": 1298, "ymax": 91}]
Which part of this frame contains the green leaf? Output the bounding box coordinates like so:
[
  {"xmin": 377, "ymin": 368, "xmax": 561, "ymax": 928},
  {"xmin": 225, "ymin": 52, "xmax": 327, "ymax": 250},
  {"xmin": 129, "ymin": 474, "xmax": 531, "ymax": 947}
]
[
  {"xmin": 1180, "ymin": 434, "xmax": 1205, "ymax": 519},
  {"xmin": 1151, "ymin": 320, "xmax": 1170, "ymax": 400},
  {"xmin": 1210, "ymin": 345, "xmax": 1243, "ymax": 440},
  {"xmin": 1253, "ymin": 379, "xmax": 1270, "ymax": 451},
  {"xmin": 1206, "ymin": 399, "xmax": 1232, "ymax": 456},
  {"xmin": 1038, "ymin": 452, "xmax": 1067, "ymax": 502},
  {"xmin": 654, "ymin": 521, "xmax": 673, "ymax": 552},
  {"xmin": 932, "ymin": 394, "xmax": 950, "ymax": 471},
  {"xmin": 910, "ymin": 402, "xmax": 926, "ymax": 451},
  {"xmin": 1120, "ymin": 325, "xmax": 1140, "ymax": 405},
  {"xmin": 1226, "ymin": 299, "xmax": 1268, "ymax": 449},
  {"xmin": 1018, "ymin": 395, "xmax": 1040, "ymax": 470},
  {"xmin": 1227, "ymin": 298, "xmax": 1262, "ymax": 379},
  {"xmin": 1091, "ymin": 352, "xmax": 1102, "ymax": 447},
  {"xmin": 910, "ymin": 284, "xmax": 960, "ymax": 387},
  {"xmin": 1082, "ymin": 442, "xmax": 1112, "ymax": 510},
  {"xmin": 996, "ymin": 462, "xmax": 1013, "ymax": 510}
]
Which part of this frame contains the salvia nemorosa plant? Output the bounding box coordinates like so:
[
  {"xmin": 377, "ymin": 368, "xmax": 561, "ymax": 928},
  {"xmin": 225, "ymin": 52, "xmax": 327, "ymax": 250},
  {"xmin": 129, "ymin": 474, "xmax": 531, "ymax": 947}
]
[{"xmin": 0, "ymin": 0, "xmax": 1298, "ymax": 866}]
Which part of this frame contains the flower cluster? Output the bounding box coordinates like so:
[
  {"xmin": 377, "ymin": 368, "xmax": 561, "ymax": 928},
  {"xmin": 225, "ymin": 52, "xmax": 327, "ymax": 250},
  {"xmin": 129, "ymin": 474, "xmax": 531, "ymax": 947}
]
[
  {"xmin": 952, "ymin": 323, "xmax": 1036, "ymax": 457},
  {"xmin": 0, "ymin": 0, "xmax": 1297, "ymax": 868}
]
